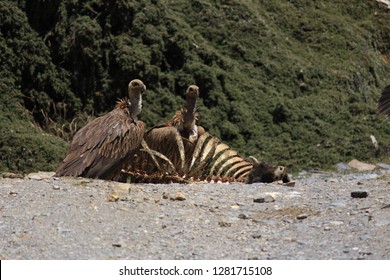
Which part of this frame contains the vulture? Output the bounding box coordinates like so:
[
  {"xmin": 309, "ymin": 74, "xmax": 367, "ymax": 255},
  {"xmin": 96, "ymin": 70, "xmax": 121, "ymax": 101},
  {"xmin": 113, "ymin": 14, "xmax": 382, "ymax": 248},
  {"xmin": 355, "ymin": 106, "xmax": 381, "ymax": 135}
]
[
  {"xmin": 377, "ymin": 85, "xmax": 390, "ymax": 120},
  {"xmin": 55, "ymin": 79, "xmax": 146, "ymax": 180},
  {"xmin": 140, "ymin": 85, "xmax": 205, "ymax": 174}
]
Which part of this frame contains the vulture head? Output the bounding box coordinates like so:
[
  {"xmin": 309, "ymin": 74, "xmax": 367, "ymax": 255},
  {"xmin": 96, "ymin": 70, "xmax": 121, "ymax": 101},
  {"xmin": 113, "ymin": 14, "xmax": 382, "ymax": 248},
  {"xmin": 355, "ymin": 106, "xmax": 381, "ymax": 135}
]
[
  {"xmin": 128, "ymin": 79, "xmax": 146, "ymax": 97},
  {"xmin": 128, "ymin": 79, "xmax": 146, "ymax": 122},
  {"xmin": 186, "ymin": 85, "xmax": 199, "ymax": 99}
]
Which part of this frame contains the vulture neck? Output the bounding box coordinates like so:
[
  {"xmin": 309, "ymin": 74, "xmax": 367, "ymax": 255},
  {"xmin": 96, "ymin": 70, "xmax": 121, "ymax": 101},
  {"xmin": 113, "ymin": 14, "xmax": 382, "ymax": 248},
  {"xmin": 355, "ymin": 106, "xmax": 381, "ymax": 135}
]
[
  {"xmin": 183, "ymin": 95, "xmax": 197, "ymax": 130},
  {"xmin": 129, "ymin": 94, "xmax": 142, "ymax": 122}
]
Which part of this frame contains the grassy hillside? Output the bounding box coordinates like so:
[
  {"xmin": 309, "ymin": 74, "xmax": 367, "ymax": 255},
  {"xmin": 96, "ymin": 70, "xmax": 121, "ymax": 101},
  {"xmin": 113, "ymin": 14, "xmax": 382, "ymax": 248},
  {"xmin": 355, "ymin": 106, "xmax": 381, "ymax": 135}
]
[{"xmin": 1, "ymin": 0, "xmax": 390, "ymax": 173}]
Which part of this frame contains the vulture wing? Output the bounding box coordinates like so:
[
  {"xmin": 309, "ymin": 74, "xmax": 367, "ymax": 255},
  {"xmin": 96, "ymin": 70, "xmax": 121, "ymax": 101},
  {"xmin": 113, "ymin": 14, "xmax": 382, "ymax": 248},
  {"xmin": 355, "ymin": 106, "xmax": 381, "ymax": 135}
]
[{"xmin": 55, "ymin": 105, "xmax": 144, "ymax": 180}]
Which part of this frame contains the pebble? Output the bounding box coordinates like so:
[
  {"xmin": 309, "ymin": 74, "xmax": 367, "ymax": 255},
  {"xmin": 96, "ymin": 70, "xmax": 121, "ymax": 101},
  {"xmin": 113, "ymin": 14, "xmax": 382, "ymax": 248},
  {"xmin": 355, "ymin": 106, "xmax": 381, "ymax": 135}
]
[
  {"xmin": 162, "ymin": 192, "xmax": 169, "ymax": 199},
  {"xmin": 329, "ymin": 221, "xmax": 344, "ymax": 226},
  {"xmin": 238, "ymin": 213, "xmax": 249, "ymax": 219},
  {"xmin": 264, "ymin": 192, "xmax": 282, "ymax": 199},
  {"xmin": 283, "ymin": 237, "xmax": 296, "ymax": 242},
  {"xmin": 351, "ymin": 191, "xmax": 368, "ymax": 198},
  {"xmin": 326, "ymin": 178, "xmax": 339, "ymax": 183},
  {"xmin": 253, "ymin": 195, "xmax": 275, "ymax": 203},
  {"xmin": 297, "ymin": 214, "xmax": 308, "ymax": 220},
  {"xmin": 107, "ymin": 191, "xmax": 119, "ymax": 202},
  {"xmin": 170, "ymin": 192, "xmax": 186, "ymax": 201},
  {"xmin": 52, "ymin": 185, "xmax": 61, "ymax": 190}
]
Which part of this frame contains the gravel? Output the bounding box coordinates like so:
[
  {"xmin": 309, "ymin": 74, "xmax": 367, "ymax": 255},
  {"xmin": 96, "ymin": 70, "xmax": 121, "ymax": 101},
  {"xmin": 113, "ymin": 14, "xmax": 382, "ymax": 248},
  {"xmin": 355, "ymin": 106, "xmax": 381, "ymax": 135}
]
[{"xmin": 1, "ymin": 170, "xmax": 390, "ymax": 260}]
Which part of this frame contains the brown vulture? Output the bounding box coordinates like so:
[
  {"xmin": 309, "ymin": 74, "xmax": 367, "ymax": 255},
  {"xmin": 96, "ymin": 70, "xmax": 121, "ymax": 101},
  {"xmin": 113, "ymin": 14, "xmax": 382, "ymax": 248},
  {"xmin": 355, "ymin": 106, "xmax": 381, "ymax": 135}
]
[
  {"xmin": 139, "ymin": 85, "xmax": 205, "ymax": 174},
  {"xmin": 55, "ymin": 79, "xmax": 146, "ymax": 180}
]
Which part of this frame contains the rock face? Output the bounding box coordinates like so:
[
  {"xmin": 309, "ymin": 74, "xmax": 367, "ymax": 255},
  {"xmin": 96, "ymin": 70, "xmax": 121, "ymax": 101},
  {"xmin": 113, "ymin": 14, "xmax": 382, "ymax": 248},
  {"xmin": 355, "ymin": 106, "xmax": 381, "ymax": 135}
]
[{"xmin": 245, "ymin": 162, "xmax": 290, "ymax": 184}]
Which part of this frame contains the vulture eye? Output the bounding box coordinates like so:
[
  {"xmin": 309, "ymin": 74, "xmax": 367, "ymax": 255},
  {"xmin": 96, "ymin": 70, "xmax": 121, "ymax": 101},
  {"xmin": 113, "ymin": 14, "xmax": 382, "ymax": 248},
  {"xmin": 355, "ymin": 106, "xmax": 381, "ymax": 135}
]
[{"xmin": 133, "ymin": 82, "xmax": 139, "ymax": 87}]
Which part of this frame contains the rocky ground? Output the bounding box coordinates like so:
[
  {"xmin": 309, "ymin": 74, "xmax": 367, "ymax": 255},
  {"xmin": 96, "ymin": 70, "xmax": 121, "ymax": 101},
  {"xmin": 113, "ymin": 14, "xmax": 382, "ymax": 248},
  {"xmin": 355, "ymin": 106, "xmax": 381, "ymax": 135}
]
[{"xmin": 1, "ymin": 167, "xmax": 390, "ymax": 260}]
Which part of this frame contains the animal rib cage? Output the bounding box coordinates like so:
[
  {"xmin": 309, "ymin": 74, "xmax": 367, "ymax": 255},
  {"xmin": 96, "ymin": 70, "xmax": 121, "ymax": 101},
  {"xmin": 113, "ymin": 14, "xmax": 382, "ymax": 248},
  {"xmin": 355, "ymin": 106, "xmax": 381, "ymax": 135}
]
[{"xmin": 122, "ymin": 132, "xmax": 254, "ymax": 184}]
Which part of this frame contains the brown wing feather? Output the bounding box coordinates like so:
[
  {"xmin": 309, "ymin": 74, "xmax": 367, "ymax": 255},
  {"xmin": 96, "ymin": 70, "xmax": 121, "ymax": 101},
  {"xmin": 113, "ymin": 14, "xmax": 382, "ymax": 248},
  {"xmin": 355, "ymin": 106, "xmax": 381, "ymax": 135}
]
[
  {"xmin": 56, "ymin": 104, "xmax": 144, "ymax": 180},
  {"xmin": 378, "ymin": 85, "xmax": 390, "ymax": 119},
  {"xmin": 164, "ymin": 109, "xmax": 185, "ymax": 128}
]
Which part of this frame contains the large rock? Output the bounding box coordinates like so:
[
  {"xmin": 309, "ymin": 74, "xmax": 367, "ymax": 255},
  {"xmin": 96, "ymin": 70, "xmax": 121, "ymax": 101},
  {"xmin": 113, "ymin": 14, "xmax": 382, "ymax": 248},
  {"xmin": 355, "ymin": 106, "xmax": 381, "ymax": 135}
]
[
  {"xmin": 26, "ymin": 171, "xmax": 56, "ymax": 180},
  {"xmin": 347, "ymin": 159, "xmax": 376, "ymax": 171}
]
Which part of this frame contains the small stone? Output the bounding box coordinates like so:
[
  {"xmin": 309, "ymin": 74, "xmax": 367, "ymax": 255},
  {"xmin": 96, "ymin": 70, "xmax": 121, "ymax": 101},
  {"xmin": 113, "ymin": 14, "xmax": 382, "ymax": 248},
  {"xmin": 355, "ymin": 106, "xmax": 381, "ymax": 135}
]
[
  {"xmin": 327, "ymin": 178, "xmax": 339, "ymax": 183},
  {"xmin": 264, "ymin": 195, "xmax": 275, "ymax": 202},
  {"xmin": 238, "ymin": 213, "xmax": 249, "ymax": 219},
  {"xmin": 170, "ymin": 192, "xmax": 186, "ymax": 201},
  {"xmin": 253, "ymin": 194, "xmax": 275, "ymax": 203},
  {"xmin": 283, "ymin": 237, "xmax": 296, "ymax": 242},
  {"xmin": 252, "ymin": 234, "xmax": 262, "ymax": 239},
  {"xmin": 107, "ymin": 191, "xmax": 119, "ymax": 202},
  {"xmin": 351, "ymin": 191, "xmax": 368, "ymax": 198},
  {"xmin": 329, "ymin": 221, "xmax": 344, "ymax": 226},
  {"xmin": 297, "ymin": 214, "xmax": 308, "ymax": 220},
  {"xmin": 112, "ymin": 243, "xmax": 122, "ymax": 248},
  {"xmin": 162, "ymin": 192, "xmax": 169, "ymax": 199},
  {"xmin": 52, "ymin": 185, "xmax": 61, "ymax": 190},
  {"xmin": 9, "ymin": 191, "xmax": 18, "ymax": 196},
  {"xmin": 264, "ymin": 192, "xmax": 282, "ymax": 199},
  {"xmin": 253, "ymin": 198, "xmax": 265, "ymax": 203}
]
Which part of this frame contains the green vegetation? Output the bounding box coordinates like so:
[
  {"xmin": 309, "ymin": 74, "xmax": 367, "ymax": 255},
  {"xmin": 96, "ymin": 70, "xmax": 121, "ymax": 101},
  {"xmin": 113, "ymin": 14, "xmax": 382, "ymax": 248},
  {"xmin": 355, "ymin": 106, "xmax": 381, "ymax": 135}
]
[{"xmin": 1, "ymin": 0, "xmax": 390, "ymax": 173}]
